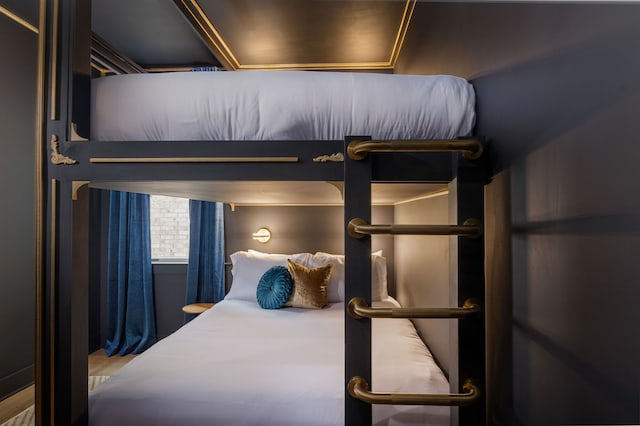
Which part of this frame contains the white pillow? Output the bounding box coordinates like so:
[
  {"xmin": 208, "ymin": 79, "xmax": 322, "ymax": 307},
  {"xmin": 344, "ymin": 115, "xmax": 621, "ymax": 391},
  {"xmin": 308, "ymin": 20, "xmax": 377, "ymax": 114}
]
[
  {"xmin": 371, "ymin": 250, "xmax": 389, "ymax": 301},
  {"xmin": 308, "ymin": 252, "xmax": 344, "ymax": 302},
  {"xmin": 247, "ymin": 249, "xmax": 313, "ymax": 268},
  {"xmin": 309, "ymin": 251, "xmax": 388, "ymax": 302},
  {"xmin": 226, "ymin": 251, "xmax": 311, "ymax": 302}
]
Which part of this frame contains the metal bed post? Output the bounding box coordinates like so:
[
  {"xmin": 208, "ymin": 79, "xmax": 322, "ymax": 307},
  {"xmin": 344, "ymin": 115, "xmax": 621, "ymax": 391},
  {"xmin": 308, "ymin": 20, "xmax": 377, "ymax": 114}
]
[
  {"xmin": 450, "ymin": 154, "xmax": 487, "ymax": 426},
  {"xmin": 39, "ymin": 0, "xmax": 92, "ymax": 424}
]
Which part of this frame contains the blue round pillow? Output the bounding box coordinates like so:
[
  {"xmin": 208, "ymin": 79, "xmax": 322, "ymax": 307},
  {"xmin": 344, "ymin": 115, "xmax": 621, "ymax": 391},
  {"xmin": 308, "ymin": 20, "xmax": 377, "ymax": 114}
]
[{"xmin": 256, "ymin": 266, "xmax": 293, "ymax": 309}]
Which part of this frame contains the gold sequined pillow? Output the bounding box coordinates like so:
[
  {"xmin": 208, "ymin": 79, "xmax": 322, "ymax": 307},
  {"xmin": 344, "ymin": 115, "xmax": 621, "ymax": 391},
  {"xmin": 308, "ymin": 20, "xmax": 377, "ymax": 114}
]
[{"xmin": 285, "ymin": 259, "xmax": 332, "ymax": 309}]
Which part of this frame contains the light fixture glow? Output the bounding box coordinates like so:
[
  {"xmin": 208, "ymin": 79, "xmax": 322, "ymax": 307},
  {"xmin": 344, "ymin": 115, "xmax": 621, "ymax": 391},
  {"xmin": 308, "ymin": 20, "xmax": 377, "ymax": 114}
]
[{"xmin": 252, "ymin": 227, "xmax": 271, "ymax": 243}]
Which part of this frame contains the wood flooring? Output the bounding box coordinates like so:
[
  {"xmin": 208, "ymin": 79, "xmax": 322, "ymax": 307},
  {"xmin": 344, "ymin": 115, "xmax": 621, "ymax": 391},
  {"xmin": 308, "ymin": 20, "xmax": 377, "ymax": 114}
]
[{"xmin": 0, "ymin": 350, "xmax": 135, "ymax": 424}]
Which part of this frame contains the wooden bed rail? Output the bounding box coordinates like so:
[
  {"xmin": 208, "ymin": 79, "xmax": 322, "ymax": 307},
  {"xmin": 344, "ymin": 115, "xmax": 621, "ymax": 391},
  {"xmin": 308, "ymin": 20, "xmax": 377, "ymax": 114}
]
[
  {"xmin": 348, "ymin": 218, "xmax": 482, "ymax": 239},
  {"xmin": 347, "ymin": 297, "xmax": 481, "ymax": 320},
  {"xmin": 346, "ymin": 139, "xmax": 483, "ymax": 160},
  {"xmin": 348, "ymin": 377, "xmax": 481, "ymax": 406}
]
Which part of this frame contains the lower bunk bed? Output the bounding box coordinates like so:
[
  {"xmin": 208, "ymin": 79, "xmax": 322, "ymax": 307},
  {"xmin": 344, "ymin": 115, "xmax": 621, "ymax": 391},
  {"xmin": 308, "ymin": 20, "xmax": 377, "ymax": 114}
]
[{"xmin": 89, "ymin": 251, "xmax": 450, "ymax": 426}]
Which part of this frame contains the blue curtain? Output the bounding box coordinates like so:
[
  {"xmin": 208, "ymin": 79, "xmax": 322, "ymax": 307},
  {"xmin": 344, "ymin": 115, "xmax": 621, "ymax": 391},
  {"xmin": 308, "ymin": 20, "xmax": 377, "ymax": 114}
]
[
  {"xmin": 185, "ymin": 200, "xmax": 225, "ymax": 322},
  {"xmin": 105, "ymin": 191, "xmax": 156, "ymax": 356}
]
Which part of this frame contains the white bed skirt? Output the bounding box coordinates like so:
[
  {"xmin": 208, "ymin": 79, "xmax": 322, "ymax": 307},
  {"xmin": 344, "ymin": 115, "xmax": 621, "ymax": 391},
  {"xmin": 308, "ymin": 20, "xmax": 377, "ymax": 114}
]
[
  {"xmin": 89, "ymin": 299, "xmax": 450, "ymax": 426},
  {"xmin": 91, "ymin": 70, "xmax": 475, "ymax": 142}
]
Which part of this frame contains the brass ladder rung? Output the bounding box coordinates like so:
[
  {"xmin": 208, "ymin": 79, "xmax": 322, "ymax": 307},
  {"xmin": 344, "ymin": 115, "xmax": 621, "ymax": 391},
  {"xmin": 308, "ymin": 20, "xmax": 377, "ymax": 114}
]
[
  {"xmin": 348, "ymin": 377, "xmax": 481, "ymax": 406},
  {"xmin": 348, "ymin": 297, "xmax": 481, "ymax": 319},
  {"xmin": 347, "ymin": 139, "xmax": 484, "ymax": 161},
  {"xmin": 348, "ymin": 218, "xmax": 482, "ymax": 239}
]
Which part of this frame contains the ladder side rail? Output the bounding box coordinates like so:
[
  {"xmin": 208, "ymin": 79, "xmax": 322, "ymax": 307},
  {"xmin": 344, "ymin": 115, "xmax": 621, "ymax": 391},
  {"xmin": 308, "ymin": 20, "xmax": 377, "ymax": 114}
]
[
  {"xmin": 451, "ymin": 155, "xmax": 488, "ymax": 426},
  {"xmin": 344, "ymin": 136, "xmax": 373, "ymax": 426}
]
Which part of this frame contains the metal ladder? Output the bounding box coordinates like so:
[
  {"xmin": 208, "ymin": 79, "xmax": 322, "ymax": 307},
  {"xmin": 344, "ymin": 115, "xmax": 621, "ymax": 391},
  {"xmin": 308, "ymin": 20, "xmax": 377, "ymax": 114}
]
[{"xmin": 344, "ymin": 137, "xmax": 486, "ymax": 426}]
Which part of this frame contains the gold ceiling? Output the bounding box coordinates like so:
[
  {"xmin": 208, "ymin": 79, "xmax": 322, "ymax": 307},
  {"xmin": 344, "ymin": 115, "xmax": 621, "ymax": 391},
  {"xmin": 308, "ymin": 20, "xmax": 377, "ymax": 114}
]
[{"xmin": 174, "ymin": 0, "xmax": 416, "ymax": 71}]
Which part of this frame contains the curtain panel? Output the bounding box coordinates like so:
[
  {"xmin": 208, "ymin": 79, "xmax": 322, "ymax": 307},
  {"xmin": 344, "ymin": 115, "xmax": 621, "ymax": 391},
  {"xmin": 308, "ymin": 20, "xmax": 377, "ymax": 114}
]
[
  {"xmin": 105, "ymin": 191, "xmax": 157, "ymax": 356},
  {"xmin": 185, "ymin": 200, "xmax": 225, "ymax": 322}
]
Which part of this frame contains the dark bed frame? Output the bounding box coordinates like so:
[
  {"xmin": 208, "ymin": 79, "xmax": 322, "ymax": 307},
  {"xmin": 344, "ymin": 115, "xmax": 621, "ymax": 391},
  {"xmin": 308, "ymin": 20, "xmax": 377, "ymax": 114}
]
[{"xmin": 37, "ymin": 1, "xmax": 489, "ymax": 424}]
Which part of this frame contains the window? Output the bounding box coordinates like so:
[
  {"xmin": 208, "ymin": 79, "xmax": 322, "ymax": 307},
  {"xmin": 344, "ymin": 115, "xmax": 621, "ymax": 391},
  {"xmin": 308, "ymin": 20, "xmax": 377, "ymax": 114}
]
[{"xmin": 149, "ymin": 195, "xmax": 190, "ymax": 263}]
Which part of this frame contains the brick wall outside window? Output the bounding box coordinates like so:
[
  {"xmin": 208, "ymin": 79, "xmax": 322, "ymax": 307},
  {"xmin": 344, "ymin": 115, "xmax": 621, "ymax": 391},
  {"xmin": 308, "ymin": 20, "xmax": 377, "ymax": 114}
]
[{"xmin": 149, "ymin": 195, "xmax": 190, "ymax": 260}]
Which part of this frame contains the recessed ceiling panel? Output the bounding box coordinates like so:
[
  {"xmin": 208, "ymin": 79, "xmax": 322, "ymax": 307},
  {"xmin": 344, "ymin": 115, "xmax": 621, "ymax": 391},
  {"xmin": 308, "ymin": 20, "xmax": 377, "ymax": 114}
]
[
  {"xmin": 197, "ymin": 0, "xmax": 410, "ymax": 68},
  {"xmin": 91, "ymin": 0, "xmax": 415, "ymax": 71}
]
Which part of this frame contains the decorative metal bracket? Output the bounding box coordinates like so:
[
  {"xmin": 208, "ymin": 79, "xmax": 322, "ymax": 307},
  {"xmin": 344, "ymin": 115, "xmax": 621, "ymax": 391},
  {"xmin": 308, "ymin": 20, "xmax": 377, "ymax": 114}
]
[
  {"xmin": 313, "ymin": 152, "xmax": 344, "ymax": 163},
  {"xmin": 71, "ymin": 181, "xmax": 90, "ymax": 200},
  {"xmin": 70, "ymin": 122, "xmax": 88, "ymax": 142},
  {"xmin": 50, "ymin": 134, "xmax": 78, "ymax": 165}
]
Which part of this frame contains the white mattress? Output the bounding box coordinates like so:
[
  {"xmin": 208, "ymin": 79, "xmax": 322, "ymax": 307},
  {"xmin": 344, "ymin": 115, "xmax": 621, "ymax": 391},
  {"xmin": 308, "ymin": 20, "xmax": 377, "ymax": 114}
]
[
  {"xmin": 89, "ymin": 298, "xmax": 449, "ymax": 426},
  {"xmin": 91, "ymin": 70, "xmax": 475, "ymax": 141}
]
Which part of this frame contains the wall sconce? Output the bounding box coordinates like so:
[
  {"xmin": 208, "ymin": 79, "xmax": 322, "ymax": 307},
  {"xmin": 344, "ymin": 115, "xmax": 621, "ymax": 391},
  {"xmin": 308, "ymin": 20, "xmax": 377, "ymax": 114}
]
[{"xmin": 252, "ymin": 227, "xmax": 271, "ymax": 243}]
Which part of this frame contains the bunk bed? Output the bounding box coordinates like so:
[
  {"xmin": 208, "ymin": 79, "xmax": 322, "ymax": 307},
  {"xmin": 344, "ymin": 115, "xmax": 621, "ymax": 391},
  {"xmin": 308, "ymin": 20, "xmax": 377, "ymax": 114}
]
[{"xmin": 39, "ymin": 1, "xmax": 488, "ymax": 425}]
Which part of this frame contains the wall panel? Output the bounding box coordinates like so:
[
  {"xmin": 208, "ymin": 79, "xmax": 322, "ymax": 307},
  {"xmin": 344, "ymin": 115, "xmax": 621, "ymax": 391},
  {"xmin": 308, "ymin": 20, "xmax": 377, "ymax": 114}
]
[
  {"xmin": 397, "ymin": 3, "xmax": 640, "ymax": 424},
  {"xmin": 0, "ymin": 6, "xmax": 38, "ymax": 400},
  {"xmin": 394, "ymin": 194, "xmax": 451, "ymax": 374}
]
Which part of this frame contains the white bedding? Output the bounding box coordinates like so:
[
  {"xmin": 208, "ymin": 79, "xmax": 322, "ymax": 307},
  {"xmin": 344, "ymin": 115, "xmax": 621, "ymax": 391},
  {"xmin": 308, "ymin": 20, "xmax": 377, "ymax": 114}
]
[
  {"xmin": 89, "ymin": 298, "xmax": 450, "ymax": 426},
  {"xmin": 91, "ymin": 70, "xmax": 475, "ymax": 142}
]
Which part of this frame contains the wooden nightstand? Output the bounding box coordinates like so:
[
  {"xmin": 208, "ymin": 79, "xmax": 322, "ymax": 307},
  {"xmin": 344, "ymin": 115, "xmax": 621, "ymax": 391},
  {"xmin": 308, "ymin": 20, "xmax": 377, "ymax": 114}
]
[{"xmin": 182, "ymin": 303, "xmax": 215, "ymax": 315}]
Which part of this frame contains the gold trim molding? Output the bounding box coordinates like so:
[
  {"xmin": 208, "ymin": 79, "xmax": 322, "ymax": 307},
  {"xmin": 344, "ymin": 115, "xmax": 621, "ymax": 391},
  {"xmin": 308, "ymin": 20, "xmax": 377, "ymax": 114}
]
[
  {"xmin": 49, "ymin": 0, "xmax": 59, "ymax": 120},
  {"xmin": 49, "ymin": 179, "xmax": 58, "ymax": 425},
  {"xmin": 0, "ymin": 5, "xmax": 38, "ymax": 34},
  {"xmin": 35, "ymin": 0, "xmax": 46, "ymax": 423},
  {"xmin": 89, "ymin": 156, "xmax": 299, "ymax": 163}
]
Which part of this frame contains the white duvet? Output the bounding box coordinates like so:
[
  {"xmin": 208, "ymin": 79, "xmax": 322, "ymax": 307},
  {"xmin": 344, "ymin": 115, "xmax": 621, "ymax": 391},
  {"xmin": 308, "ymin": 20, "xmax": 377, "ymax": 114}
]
[
  {"xmin": 91, "ymin": 70, "xmax": 475, "ymax": 142},
  {"xmin": 89, "ymin": 298, "xmax": 449, "ymax": 426}
]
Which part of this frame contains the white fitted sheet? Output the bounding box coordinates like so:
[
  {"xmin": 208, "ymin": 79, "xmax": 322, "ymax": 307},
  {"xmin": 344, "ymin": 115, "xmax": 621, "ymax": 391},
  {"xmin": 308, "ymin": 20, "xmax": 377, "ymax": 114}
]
[
  {"xmin": 90, "ymin": 70, "xmax": 475, "ymax": 141},
  {"xmin": 89, "ymin": 298, "xmax": 449, "ymax": 426}
]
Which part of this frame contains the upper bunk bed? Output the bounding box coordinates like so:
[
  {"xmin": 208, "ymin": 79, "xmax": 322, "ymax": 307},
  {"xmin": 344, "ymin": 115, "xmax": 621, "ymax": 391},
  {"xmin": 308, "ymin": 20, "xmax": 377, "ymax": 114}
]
[
  {"xmin": 63, "ymin": 69, "xmax": 484, "ymax": 185},
  {"xmin": 90, "ymin": 70, "xmax": 475, "ymax": 142}
]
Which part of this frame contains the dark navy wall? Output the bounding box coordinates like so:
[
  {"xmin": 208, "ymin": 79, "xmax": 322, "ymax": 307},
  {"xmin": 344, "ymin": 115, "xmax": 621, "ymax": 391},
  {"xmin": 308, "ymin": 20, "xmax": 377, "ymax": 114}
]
[
  {"xmin": 0, "ymin": 3, "xmax": 38, "ymax": 400},
  {"xmin": 91, "ymin": 203, "xmax": 395, "ymax": 346},
  {"xmin": 152, "ymin": 264, "xmax": 188, "ymax": 340},
  {"xmin": 394, "ymin": 194, "xmax": 451, "ymax": 375},
  {"xmin": 224, "ymin": 205, "xmax": 395, "ymax": 295},
  {"xmin": 397, "ymin": 3, "xmax": 640, "ymax": 424}
]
